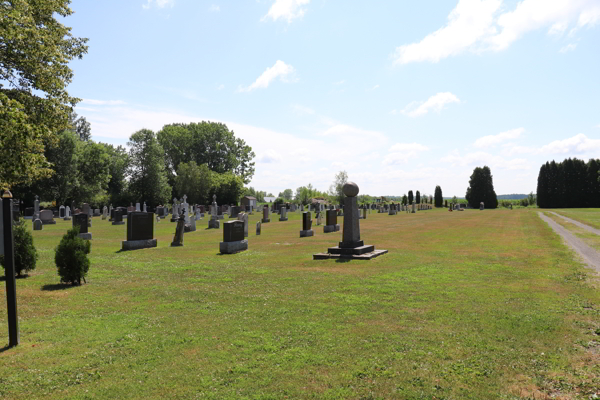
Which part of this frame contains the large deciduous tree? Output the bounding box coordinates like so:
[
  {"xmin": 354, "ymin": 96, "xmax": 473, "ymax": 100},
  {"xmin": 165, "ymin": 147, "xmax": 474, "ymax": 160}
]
[
  {"xmin": 0, "ymin": 0, "xmax": 88, "ymax": 189},
  {"xmin": 465, "ymin": 166, "xmax": 498, "ymax": 209},
  {"xmin": 434, "ymin": 186, "xmax": 443, "ymax": 207},
  {"xmin": 174, "ymin": 162, "xmax": 215, "ymax": 205},
  {"xmin": 128, "ymin": 129, "xmax": 171, "ymax": 207},
  {"xmin": 157, "ymin": 122, "xmax": 255, "ymax": 188},
  {"xmin": 329, "ymin": 171, "xmax": 348, "ymax": 205}
]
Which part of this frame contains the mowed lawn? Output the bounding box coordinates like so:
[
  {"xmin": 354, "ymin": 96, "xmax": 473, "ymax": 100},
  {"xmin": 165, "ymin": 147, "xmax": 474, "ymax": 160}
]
[
  {"xmin": 552, "ymin": 208, "xmax": 600, "ymax": 230},
  {"xmin": 543, "ymin": 210, "xmax": 600, "ymax": 253},
  {"xmin": 1, "ymin": 209, "xmax": 599, "ymax": 399}
]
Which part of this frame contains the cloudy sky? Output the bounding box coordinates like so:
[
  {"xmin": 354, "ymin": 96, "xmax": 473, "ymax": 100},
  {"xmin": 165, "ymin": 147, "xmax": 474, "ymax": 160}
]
[{"xmin": 68, "ymin": 0, "xmax": 600, "ymax": 197}]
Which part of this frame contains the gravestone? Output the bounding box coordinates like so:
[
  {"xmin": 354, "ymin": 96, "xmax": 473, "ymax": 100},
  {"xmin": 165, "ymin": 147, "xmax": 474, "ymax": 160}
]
[
  {"xmin": 156, "ymin": 214, "xmax": 160, "ymax": 223},
  {"xmin": 112, "ymin": 210, "xmax": 125, "ymax": 225},
  {"xmin": 262, "ymin": 205, "xmax": 270, "ymax": 223},
  {"xmin": 300, "ymin": 211, "xmax": 314, "ymax": 237},
  {"xmin": 238, "ymin": 212, "xmax": 248, "ymax": 238},
  {"xmin": 34, "ymin": 195, "xmax": 40, "ymax": 219},
  {"xmin": 64, "ymin": 206, "xmax": 71, "ymax": 220},
  {"xmin": 362, "ymin": 207, "xmax": 367, "ymax": 219},
  {"xmin": 73, "ymin": 213, "xmax": 91, "ymax": 240},
  {"xmin": 82, "ymin": 203, "xmax": 91, "ymax": 217},
  {"xmin": 279, "ymin": 207, "xmax": 288, "ymax": 222},
  {"xmin": 480, "ymin": 202, "xmax": 484, "ymax": 211},
  {"xmin": 195, "ymin": 207, "xmax": 202, "ymax": 221},
  {"xmin": 208, "ymin": 195, "xmax": 220, "ymax": 229},
  {"xmin": 122, "ymin": 212, "xmax": 157, "ymax": 251},
  {"xmin": 102, "ymin": 206, "xmax": 108, "ymax": 220},
  {"xmin": 181, "ymin": 195, "xmax": 190, "ymax": 224},
  {"xmin": 256, "ymin": 221, "xmax": 261, "ymax": 235},
  {"xmin": 412, "ymin": 202, "xmax": 416, "ymax": 213},
  {"xmin": 39, "ymin": 210, "xmax": 56, "ymax": 225},
  {"xmin": 230, "ymin": 206, "xmax": 240, "ymax": 219},
  {"xmin": 314, "ymin": 182, "xmax": 387, "ymax": 260},
  {"xmin": 108, "ymin": 205, "xmax": 114, "ymax": 221},
  {"xmin": 185, "ymin": 207, "xmax": 196, "ymax": 232},
  {"xmin": 316, "ymin": 211, "xmax": 322, "ymax": 226},
  {"xmin": 59, "ymin": 205, "xmax": 65, "ymax": 219},
  {"xmin": 171, "ymin": 214, "xmax": 185, "ymax": 247},
  {"xmin": 219, "ymin": 220, "xmax": 248, "ymax": 254},
  {"xmin": 324, "ymin": 209, "xmax": 340, "ymax": 233},
  {"xmin": 143, "ymin": 202, "xmax": 147, "ymax": 213},
  {"xmin": 33, "ymin": 218, "xmax": 42, "ymax": 231},
  {"xmin": 171, "ymin": 198, "xmax": 179, "ymax": 222},
  {"xmin": 93, "ymin": 209, "xmax": 101, "ymax": 217}
]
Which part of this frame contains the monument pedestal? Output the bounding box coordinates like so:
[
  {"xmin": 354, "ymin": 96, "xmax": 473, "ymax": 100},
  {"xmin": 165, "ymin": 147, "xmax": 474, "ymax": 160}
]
[
  {"xmin": 112, "ymin": 221, "xmax": 125, "ymax": 225},
  {"xmin": 63, "ymin": 217, "xmax": 71, "ymax": 221},
  {"xmin": 78, "ymin": 233, "xmax": 92, "ymax": 240},
  {"xmin": 323, "ymin": 224, "xmax": 340, "ymax": 233},
  {"xmin": 219, "ymin": 239, "xmax": 248, "ymax": 254},
  {"xmin": 122, "ymin": 239, "xmax": 157, "ymax": 251},
  {"xmin": 279, "ymin": 217, "xmax": 288, "ymax": 221},
  {"xmin": 262, "ymin": 218, "xmax": 270, "ymax": 223},
  {"xmin": 300, "ymin": 229, "xmax": 314, "ymax": 238},
  {"xmin": 184, "ymin": 224, "xmax": 196, "ymax": 232},
  {"xmin": 208, "ymin": 219, "xmax": 220, "ymax": 229}
]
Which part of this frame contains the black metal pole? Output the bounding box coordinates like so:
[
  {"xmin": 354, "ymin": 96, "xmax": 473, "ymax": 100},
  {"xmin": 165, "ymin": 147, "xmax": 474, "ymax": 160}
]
[{"xmin": 3, "ymin": 191, "xmax": 19, "ymax": 347}]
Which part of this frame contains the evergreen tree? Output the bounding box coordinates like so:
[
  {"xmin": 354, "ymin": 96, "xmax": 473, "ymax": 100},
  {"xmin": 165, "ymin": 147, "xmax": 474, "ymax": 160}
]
[
  {"xmin": 402, "ymin": 194, "xmax": 408, "ymax": 205},
  {"xmin": 415, "ymin": 190, "xmax": 421, "ymax": 204},
  {"xmin": 408, "ymin": 190, "xmax": 414, "ymax": 204},
  {"xmin": 434, "ymin": 186, "xmax": 443, "ymax": 207},
  {"xmin": 465, "ymin": 166, "xmax": 498, "ymax": 209}
]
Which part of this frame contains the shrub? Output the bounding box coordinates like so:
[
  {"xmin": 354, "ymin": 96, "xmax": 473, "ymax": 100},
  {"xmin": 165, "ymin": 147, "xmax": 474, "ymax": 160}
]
[
  {"xmin": 54, "ymin": 226, "xmax": 91, "ymax": 285},
  {"xmin": 0, "ymin": 220, "xmax": 38, "ymax": 276}
]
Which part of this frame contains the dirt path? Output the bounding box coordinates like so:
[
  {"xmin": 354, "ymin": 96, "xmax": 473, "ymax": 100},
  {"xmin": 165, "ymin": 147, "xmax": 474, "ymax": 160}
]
[
  {"xmin": 549, "ymin": 211, "xmax": 600, "ymax": 236},
  {"xmin": 538, "ymin": 212, "xmax": 600, "ymax": 274}
]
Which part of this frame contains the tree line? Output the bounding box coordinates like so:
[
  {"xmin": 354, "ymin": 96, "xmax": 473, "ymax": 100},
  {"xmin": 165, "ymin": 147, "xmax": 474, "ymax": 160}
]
[{"xmin": 536, "ymin": 158, "xmax": 600, "ymax": 208}]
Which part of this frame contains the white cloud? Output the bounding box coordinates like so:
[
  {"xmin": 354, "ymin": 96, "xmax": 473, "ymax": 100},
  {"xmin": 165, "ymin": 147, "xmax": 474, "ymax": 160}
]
[
  {"xmin": 538, "ymin": 133, "xmax": 600, "ymax": 154},
  {"xmin": 559, "ymin": 43, "xmax": 577, "ymax": 53},
  {"xmin": 393, "ymin": 0, "xmax": 501, "ymax": 65},
  {"xmin": 238, "ymin": 60, "xmax": 296, "ymax": 92},
  {"xmin": 262, "ymin": 0, "xmax": 310, "ymax": 23},
  {"xmin": 393, "ymin": 0, "xmax": 600, "ymax": 65},
  {"xmin": 257, "ymin": 149, "xmax": 283, "ymax": 164},
  {"xmin": 383, "ymin": 143, "xmax": 430, "ymax": 165},
  {"xmin": 473, "ymin": 127, "xmax": 525, "ymax": 148},
  {"xmin": 81, "ymin": 99, "xmax": 126, "ymax": 106},
  {"xmin": 321, "ymin": 124, "xmax": 387, "ymax": 142},
  {"xmin": 441, "ymin": 150, "xmax": 530, "ymax": 170},
  {"xmin": 209, "ymin": 4, "xmax": 220, "ymax": 12},
  {"xmin": 401, "ymin": 92, "xmax": 460, "ymax": 117},
  {"xmin": 142, "ymin": 0, "xmax": 174, "ymax": 9}
]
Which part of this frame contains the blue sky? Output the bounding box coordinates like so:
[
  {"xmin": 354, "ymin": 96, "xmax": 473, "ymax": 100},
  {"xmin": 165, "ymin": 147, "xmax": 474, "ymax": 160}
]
[{"xmin": 68, "ymin": 0, "xmax": 600, "ymax": 197}]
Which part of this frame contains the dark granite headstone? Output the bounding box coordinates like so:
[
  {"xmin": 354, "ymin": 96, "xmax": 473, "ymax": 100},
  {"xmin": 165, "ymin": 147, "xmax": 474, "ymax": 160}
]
[
  {"xmin": 127, "ymin": 212, "xmax": 154, "ymax": 241},
  {"xmin": 223, "ymin": 220, "xmax": 244, "ymax": 242},
  {"xmin": 73, "ymin": 213, "xmax": 89, "ymax": 234},
  {"xmin": 112, "ymin": 210, "xmax": 124, "ymax": 225},
  {"xmin": 303, "ymin": 212, "xmax": 312, "ymax": 231},
  {"xmin": 326, "ymin": 210, "xmax": 337, "ymax": 226}
]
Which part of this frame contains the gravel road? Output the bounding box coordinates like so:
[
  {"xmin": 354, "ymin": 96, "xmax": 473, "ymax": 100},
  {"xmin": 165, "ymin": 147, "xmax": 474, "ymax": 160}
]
[
  {"xmin": 538, "ymin": 211, "xmax": 600, "ymax": 274},
  {"xmin": 549, "ymin": 211, "xmax": 600, "ymax": 236}
]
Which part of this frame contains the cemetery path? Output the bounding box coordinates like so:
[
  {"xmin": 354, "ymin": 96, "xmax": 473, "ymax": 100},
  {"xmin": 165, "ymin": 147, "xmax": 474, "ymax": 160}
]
[
  {"xmin": 538, "ymin": 212, "xmax": 600, "ymax": 274},
  {"xmin": 548, "ymin": 211, "xmax": 600, "ymax": 236}
]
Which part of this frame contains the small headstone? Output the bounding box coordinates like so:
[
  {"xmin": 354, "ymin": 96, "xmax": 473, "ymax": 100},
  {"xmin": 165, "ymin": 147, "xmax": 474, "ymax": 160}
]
[
  {"xmin": 39, "ymin": 209, "xmax": 56, "ymax": 225},
  {"xmin": 59, "ymin": 205, "xmax": 65, "ymax": 218},
  {"xmin": 480, "ymin": 202, "xmax": 484, "ymax": 211},
  {"xmin": 112, "ymin": 210, "xmax": 125, "ymax": 225},
  {"xmin": 279, "ymin": 207, "xmax": 288, "ymax": 222},
  {"xmin": 143, "ymin": 202, "xmax": 147, "ymax": 213},
  {"xmin": 33, "ymin": 218, "xmax": 43, "ymax": 231},
  {"xmin": 102, "ymin": 206, "xmax": 108, "ymax": 220},
  {"xmin": 300, "ymin": 211, "xmax": 314, "ymax": 237},
  {"xmin": 64, "ymin": 206, "xmax": 71, "ymax": 220},
  {"xmin": 34, "ymin": 195, "xmax": 40, "ymax": 219},
  {"xmin": 171, "ymin": 215, "xmax": 185, "ymax": 247},
  {"xmin": 171, "ymin": 198, "xmax": 179, "ymax": 222},
  {"xmin": 256, "ymin": 221, "xmax": 261, "ymax": 235},
  {"xmin": 238, "ymin": 212, "xmax": 248, "ymax": 238},
  {"xmin": 262, "ymin": 205, "xmax": 270, "ymax": 223}
]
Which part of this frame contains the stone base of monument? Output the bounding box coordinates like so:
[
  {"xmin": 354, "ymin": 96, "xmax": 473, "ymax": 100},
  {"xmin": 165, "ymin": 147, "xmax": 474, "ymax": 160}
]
[
  {"xmin": 112, "ymin": 221, "xmax": 125, "ymax": 225},
  {"xmin": 313, "ymin": 240, "xmax": 388, "ymax": 260},
  {"xmin": 216, "ymin": 215, "xmax": 224, "ymax": 220},
  {"xmin": 262, "ymin": 218, "xmax": 270, "ymax": 223},
  {"xmin": 279, "ymin": 217, "xmax": 288, "ymax": 222},
  {"xmin": 220, "ymin": 239, "xmax": 248, "ymax": 254},
  {"xmin": 122, "ymin": 239, "xmax": 157, "ymax": 251},
  {"xmin": 184, "ymin": 224, "xmax": 196, "ymax": 232},
  {"xmin": 388, "ymin": 211, "xmax": 396, "ymax": 215},
  {"xmin": 42, "ymin": 220, "xmax": 56, "ymax": 225},
  {"xmin": 102, "ymin": 215, "xmax": 107, "ymax": 220},
  {"xmin": 323, "ymin": 224, "xmax": 340, "ymax": 233},
  {"xmin": 208, "ymin": 219, "xmax": 220, "ymax": 229},
  {"xmin": 78, "ymin": 233, "xmax": 92, "ymax": 240},
  {"xmin": 24, "ymin": 216, "xmax": 33, "ymax": 220},
  {"xmin": 170, "ymin": 217, "xmax": 179, "ymax": 222},
  {"xmin": 63, "ymin": 217, "xmax": 71, "ymax": 221},
  {"xmin": 300, "ymin": 229, "xmax": 314, "ymax": 238}
]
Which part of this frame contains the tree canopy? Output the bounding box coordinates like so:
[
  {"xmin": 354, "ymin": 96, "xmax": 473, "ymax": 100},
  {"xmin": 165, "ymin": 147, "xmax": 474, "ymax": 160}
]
[
  {"xmin": 0, "ymin": 0, "xmax": 88, "ymax": 189},
  {"xmin": 537, "ymin": 158, "xmax": 600, "ymax": 208},
  {"xmin": 434, "ymin": 186, "xmax": 443, "ymax": 207},
  {"xmin": 329, "ymin": 171, "xmax": 348, "ymax": 205}
]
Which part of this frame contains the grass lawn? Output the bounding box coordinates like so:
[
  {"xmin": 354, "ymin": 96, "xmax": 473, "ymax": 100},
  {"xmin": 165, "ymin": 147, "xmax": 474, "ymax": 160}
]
[
  {"xmin": 551, "ymin": 208, "xmax": 600, "ymax": 230},
  {"xmin": 1, "ymin": 208, "xmax": 599, "ymax": 399}
]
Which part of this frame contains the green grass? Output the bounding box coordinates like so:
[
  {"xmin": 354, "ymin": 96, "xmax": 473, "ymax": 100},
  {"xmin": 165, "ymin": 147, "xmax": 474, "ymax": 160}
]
[
  {"xmin": 551, "ymin": 208, "xmax": 600, "ymax": 230},
  {"xmin": 543, "ymin": 211, "xmax": 600, "ymax": 252},
  {"xmin": 1, "ymin": 208, "xmax": 599, "ymax": 399}
]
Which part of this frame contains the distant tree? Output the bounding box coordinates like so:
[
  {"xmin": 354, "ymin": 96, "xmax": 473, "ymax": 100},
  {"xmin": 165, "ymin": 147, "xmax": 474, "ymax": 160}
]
[
  {"xmin": 71, "ymin": 140, "xmax": 111, "ymax": 205},
  {"xmin": 280, "ymin": 189, "xmax": 293, "ymax": 201},
  {"xmin": 415, "ymin": 191, "xmax": 421, "ymax": 204},
  {"xmin": 402, "ymin": 194, "xmax": 408, "ymax": 205},
  {"xmin": 528, "ymin": 192, "xmax": 536, "ymax": 207},
  {"xmin": 102, "ymin": 143, "xmax": 130, "ymax": 206},
  {"xmin": 0, "ymin": 1, "xmax": 88, "ymax": 189},
  {"xmin": 329, "ymin": 171, "xmax": 348, "ymax": 205},
  {"xmin": 408, "ymin": 190, "xmax": 414, "ymax": 204},
  {"xmin": 452, "ymin": 196, "xmax": 457, "ymax": 204},
  {"xmin": 444, "ymin": 200, "xmax": 448, "ymax": 208},
  {"xmin": 174, "ymin": 162, "xmax": 215, "ymax": 205},
  {"xmin": 157, "ymin": 122, "xmax": 255, "ymax": 187},
  {"xmin": 127, "ymin": 129, "xmax": 171, "ymax": 207},
  {"xmin": 212, "ymin": 172, "xmax": 245, "ymax": 205},
  {"xmin": 465, "ymin": 166, "xmax": 498, "ymax": 209},
  {"xmin": 69, "ymin": 111, "xmax": 91, "ymax": 141},
  {"xmin": 536, "ymin": 158, "xmax": 599, "ymax": 208}
]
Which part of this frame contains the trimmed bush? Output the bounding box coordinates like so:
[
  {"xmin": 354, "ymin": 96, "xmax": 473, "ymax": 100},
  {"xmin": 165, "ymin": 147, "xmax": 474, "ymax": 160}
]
[
  {"xmin": 55, "ymin": 226, "xmax": 91, "ymax": 285},
  {"xmin": 0, "ymin": 220, "xmax": 38, "ymax": 276}
]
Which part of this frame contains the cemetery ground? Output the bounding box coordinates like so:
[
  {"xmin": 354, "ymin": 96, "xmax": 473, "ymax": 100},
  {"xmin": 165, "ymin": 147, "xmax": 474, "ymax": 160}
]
[
  {"xmin": 1, "ymin": 209, "xmax": 599, "ymax": 399},
  {"xmin": 543, "ymin": 210, "xmax": 600, "ymax": 253}
]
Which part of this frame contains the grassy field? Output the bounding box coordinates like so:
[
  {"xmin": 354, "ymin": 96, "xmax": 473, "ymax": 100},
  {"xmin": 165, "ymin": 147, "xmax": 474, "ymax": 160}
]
[
  {"xmin": 551, "ymin": 209, "xmax": 600, "ymax": 230},
  {"xmin": 1, "ymin": 208, "xmax": 599, "ymax": 399}
]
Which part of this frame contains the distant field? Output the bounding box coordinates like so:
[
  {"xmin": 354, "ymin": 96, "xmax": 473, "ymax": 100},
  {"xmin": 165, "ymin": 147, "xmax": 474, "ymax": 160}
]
[
  {"xmin": 1, "ymin": 208, "xmax": 598, "ymax": 399},
  {"xmin": 551, "ymin": 208, "xmax": 600, "ymax": 230}
]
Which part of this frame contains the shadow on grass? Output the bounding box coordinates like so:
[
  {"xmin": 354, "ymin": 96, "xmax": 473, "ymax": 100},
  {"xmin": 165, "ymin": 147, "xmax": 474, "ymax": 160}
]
[
  {"xmin": 335, "ymin": 258, "xmax": 352, "ymax": 263},
  {"xmin": 0, "ymin": 344, "xmax": 16, "ymax": 354},
  {"xmin": 0, "ymin": 274, "xmax": 31, "ymax": 281},
  {"xmin": 41, "ymin": 283, "xmax": 78, "ymax": 291}
]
